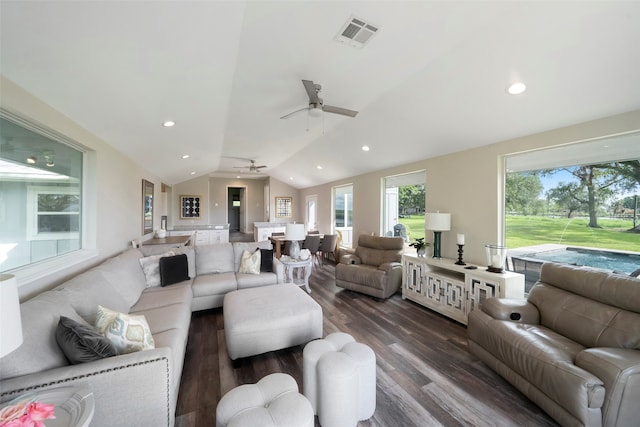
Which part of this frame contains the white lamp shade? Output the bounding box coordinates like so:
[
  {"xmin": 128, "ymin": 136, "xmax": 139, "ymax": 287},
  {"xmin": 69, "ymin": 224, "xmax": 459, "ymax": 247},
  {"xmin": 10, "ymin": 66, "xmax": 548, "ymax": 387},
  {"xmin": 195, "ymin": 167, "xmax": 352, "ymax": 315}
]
[
  {"xmin": 426, "ymin": 213, "xmax": 451, "ymax": 231},
  {"xmin": 285, "ymin": 223, "xmax": 306, "ymax": 241},
  {"xmin": 0, "ymin": 274, "xmax": 23, "ymax": 357}
]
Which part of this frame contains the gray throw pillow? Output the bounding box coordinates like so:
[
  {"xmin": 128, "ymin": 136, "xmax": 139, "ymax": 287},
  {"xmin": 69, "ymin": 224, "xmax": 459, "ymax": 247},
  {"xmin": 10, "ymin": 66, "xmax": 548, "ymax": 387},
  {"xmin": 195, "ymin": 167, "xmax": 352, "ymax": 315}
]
[{"xmin": 55, "ymin": 316, "xmax": 118, "ymax": 364}]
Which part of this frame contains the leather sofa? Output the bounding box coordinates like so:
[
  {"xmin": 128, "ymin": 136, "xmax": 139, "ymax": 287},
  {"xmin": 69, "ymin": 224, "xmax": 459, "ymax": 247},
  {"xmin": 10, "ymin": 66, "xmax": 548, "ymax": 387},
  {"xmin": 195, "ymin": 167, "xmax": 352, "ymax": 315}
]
[
  {"xmin": 467, "ymin": 262, "xmax": 640, "ymax": 427},
  {"xmin": 0, "ymin": 241, "xmax": 283, "ymax": 427},
  {"xmin": 335, "ymin": 235, "xmax": 404, "ymax": 299}
]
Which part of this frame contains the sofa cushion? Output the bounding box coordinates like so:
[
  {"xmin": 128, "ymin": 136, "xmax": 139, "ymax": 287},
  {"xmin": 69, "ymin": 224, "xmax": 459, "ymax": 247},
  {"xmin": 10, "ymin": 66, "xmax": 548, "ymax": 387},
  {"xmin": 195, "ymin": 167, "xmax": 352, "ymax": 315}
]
[
  {"xmin": 260, "ymin": 249, "xmax": 274, "ymax": 272},
  {"xmin": 95, "ymin": 248, "xmax": 148, "ymax": 307},
  {"xmin": 238, "ymin": 249, "xmax": 261, "ymax": 275},
  {"xmin": 139, "ymin": 251, "xmax": 175, "ymax": 287},
  {"xmin": 335, "ymin": 264, "xmax": 387, "ymax": 290},
  {"xmin": 172, "ymin": 245, "xmax": 196, "ymax": 278},
  {"xmin": 236, "ymin": 272, "xmax": 278, "ymax": 289},
  {"xmin": 354, "ymin": 235, "xmax": 403, "ymax": 266},
  {"xmin": 55, "ymin": 316, "xmax": 118, "ymax": 364},
  {"xmin": 196, "ymin": 243, "xmax": 235, "ymax": 275},
  {"xmin": 233, "ymin": 241, "xmax": 272, "ymax": 271},
  {"xmin": 192, "ymin": 272, "xmax": 237, "ymax": 297},
  {"xmin": 56, "ymin": 269, "xmax": 130, "ymax": 325},
  {"xmin": 104, "ymin": 312, "xmax": 156, "ymax": 354},
  {"xmin": 159, "ymin": 254, "xmax": 190, "ymax": 286},
  {"xmin": 0, "ymin": 289, "xmax": 84, "ymax": 379},
  {"xmin": 130, "ymin": 282, "xmax": 193, "ymax": 312}
]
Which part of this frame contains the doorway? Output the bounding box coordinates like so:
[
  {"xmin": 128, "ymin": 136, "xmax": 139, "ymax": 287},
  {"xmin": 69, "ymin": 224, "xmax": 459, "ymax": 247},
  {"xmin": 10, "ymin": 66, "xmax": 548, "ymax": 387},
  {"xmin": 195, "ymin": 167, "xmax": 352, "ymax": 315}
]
[{"xmin": 227, "ymin": 187, "xmax": 246, "ymax": 232}]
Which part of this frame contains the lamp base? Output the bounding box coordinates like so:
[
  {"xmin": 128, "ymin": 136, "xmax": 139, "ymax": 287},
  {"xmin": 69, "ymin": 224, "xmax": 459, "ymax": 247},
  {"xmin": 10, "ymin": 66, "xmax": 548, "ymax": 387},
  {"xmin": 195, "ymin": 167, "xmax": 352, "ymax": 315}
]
[
  {"xmin": 290, "ymin": 240, "xmax": 301, "ymax": 260},
  {"xmin": 432, "ymin": 231, "xmax": 442, "ymax": 259}
]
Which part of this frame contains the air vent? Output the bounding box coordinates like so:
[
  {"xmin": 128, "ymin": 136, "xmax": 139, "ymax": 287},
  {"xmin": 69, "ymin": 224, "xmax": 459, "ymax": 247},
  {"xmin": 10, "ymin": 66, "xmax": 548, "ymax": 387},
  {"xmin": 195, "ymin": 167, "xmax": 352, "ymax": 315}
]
[{"xmin": 334, "ymin": 16, "xmax": 379, "ymax": 48}]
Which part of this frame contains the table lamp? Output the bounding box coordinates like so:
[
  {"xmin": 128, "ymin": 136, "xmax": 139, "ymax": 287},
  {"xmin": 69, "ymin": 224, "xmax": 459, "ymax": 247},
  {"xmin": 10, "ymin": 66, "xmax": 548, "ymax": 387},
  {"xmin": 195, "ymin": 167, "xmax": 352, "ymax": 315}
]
[
  {"xmin": 285, "ymin": 223, "xmax": 306, "ymax": 260},
  {"xmin": 426, "ymin": 212, "xmax": 451, "ymax": 259},
  {"xmin": 1, "ymin": 274, "xmax": 23, "ymax": 357}
]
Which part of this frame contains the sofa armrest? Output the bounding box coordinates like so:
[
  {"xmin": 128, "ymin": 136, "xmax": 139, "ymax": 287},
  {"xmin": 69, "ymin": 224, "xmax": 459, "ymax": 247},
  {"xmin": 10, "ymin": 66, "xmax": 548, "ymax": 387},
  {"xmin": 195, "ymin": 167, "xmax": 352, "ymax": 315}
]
[
  {"xmin": 0, "ymin": 347, "xmax": 173, "ymax": 427},
  {"xmin": 272, "ymin": 257, "xmax": 285, "ymax": 283},
  {"xmin": 480, "ymin": 298, "xmax": 540, "ymax": 324},
  {"xmin": 576, "ymin": 348, "xmax": 640, "ymax": 427},
  {"xmin": 378, "ymin": 261, "xmax": 402, "ymax": 272},
  {"xmin": 340, "ymin": 254, "xmax": 361, "ymax": 265}
]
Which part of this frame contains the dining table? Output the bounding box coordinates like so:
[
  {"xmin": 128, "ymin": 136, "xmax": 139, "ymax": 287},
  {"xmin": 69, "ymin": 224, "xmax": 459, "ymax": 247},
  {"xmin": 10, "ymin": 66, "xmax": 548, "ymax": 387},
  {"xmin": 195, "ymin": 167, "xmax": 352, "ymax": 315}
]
[{"xmin": 268, "ymin": 234, "xmax": 324, "ymax": 258}]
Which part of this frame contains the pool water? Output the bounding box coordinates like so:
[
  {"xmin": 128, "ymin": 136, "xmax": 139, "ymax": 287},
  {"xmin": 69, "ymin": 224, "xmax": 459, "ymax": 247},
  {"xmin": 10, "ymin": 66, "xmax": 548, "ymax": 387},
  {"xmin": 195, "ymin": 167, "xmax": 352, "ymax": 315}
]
[{"xmin": 525, "ymin": 248, "xmax": 640, "ymax": 275}]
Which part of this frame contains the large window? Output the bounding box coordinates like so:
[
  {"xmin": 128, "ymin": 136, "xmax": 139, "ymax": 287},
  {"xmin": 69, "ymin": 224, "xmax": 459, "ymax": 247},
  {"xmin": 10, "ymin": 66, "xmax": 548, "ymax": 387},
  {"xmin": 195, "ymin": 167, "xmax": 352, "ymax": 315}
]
[
  {"xmin": 0, "ymin": 113, "xmax": 84, "ymax": 272},
  {"xmin": 383, "ymin": 171, "xmax": 426, "ymax": 243}
]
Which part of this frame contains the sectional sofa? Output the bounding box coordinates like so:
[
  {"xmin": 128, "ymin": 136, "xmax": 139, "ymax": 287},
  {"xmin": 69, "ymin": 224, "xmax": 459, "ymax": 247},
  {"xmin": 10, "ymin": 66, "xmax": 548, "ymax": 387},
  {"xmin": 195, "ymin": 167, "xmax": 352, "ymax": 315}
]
[{"xmin": 0, "ymin": 241, "xmax": 282, "ymax": 427}]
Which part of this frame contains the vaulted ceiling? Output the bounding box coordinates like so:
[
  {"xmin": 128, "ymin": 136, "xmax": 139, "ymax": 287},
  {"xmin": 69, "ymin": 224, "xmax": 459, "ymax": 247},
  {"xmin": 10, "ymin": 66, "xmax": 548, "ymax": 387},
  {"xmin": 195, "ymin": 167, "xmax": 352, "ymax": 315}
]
[{"xmin": 2, "ymin": 1, "xmax": 639, "ymax": 188}]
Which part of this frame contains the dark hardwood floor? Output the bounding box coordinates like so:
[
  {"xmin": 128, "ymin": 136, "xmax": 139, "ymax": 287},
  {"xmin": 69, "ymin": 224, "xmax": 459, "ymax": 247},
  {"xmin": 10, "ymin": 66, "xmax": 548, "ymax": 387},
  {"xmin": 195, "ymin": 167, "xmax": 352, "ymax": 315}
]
[{"xmin": 175, "ymin": 262, "xmax": 558, "ymax": 427}]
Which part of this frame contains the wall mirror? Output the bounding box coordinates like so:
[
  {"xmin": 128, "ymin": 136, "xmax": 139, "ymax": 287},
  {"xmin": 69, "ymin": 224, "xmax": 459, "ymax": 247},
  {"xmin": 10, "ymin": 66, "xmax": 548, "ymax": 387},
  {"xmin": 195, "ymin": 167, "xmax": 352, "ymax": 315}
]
[
  {"xmin": 275, "ymin": 196, "xmax": 292, "ymax": 218},
  {"xmin": 143, "ymin": 179, "xmax": 154, "ymax": 235}
]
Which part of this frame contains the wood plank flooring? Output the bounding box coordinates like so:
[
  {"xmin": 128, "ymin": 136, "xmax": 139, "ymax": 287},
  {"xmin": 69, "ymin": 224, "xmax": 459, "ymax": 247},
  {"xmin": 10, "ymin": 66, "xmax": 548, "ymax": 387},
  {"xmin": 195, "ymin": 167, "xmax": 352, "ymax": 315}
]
[{"xmin": 175, "ymin": 262, "xmax": 558, "ymax": 427}]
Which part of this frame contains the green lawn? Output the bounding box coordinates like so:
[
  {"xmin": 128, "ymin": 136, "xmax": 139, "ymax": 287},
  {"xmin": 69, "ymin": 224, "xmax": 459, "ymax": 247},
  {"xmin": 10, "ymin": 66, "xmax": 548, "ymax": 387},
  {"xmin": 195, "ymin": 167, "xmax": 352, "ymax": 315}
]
[
  {"xmin": 398, "ymin": 214, "xmax": 425, "ymax": 242},
  {"xmin": 399, "ymin": 214, "xmax": 638, "ymax": 252},
  {"xmin": 506, "ymin": 216, "xmax": 639, "ymax": 252}
]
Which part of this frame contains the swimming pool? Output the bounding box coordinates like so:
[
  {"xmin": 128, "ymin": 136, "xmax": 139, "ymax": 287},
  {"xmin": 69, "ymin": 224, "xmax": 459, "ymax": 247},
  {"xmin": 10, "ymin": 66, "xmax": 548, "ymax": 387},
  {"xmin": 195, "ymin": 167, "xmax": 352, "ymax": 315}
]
[{"xmin": 523, "ymin": 247, "xmax": 640, "ymax": 275}]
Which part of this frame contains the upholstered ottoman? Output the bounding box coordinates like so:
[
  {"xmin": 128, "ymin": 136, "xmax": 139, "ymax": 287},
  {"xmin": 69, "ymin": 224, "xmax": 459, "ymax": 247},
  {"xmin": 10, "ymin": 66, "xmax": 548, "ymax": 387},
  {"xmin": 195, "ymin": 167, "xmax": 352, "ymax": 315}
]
[
  {"xmin": 303, "ymin": 332, "xmax": 376, "ymax": 425},
  {"xmin": 216, "ymin": 373, "xmax": 314, "ymax": 427},
  {"xmin": 223, "ymin": 283, "xmax": 323, "ymax": 360}
]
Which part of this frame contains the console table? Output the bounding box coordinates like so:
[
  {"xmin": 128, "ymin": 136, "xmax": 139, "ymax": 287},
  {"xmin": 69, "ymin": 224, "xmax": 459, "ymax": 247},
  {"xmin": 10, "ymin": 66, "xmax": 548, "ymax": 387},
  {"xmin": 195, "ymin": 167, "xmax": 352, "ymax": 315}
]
[{"xmin": 401, "ymin": 255, "xmax": 524, "ymax": 325}]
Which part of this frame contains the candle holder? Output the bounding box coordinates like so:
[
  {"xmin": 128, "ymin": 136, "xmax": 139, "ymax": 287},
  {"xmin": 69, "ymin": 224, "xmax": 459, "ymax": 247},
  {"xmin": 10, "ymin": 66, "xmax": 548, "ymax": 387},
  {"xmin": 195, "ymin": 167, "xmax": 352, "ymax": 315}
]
[{"xmin": 455, "ymin": 244, "xmax": 466, "ymax": 265}]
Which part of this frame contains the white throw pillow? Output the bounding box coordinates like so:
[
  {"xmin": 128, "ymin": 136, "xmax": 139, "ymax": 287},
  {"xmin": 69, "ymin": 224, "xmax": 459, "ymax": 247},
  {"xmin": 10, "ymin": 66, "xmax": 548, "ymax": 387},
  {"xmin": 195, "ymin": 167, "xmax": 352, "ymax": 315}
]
[
  {"xmin": 238, "ymin": 249, "xmax": 261, "ymax": 275},
  {"xmin": 138, "ymin": 251, "xmax": 175, "ymax": 287},
  {"xmin": 95, "ymin": 305, "xmax": 119, "ymax": 335},
  {"xmin": 104, "ymin": 312, "xmax": 155, "ymax": 354}
]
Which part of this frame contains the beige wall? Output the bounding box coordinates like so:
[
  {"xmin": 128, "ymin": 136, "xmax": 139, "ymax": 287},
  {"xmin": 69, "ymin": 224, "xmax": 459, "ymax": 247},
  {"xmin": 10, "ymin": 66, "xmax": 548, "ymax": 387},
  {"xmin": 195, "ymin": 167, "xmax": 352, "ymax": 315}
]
[
  {"xmin": 300, "ymin": 110, "xmax": 640, "ymax": 265},
  {"xmin": 1, "ymin": 76, "xmax": 164, "ymax": 299},
  {"xmin": 268, "ymin": 176, "xmax": 301, "ymax": 223}
]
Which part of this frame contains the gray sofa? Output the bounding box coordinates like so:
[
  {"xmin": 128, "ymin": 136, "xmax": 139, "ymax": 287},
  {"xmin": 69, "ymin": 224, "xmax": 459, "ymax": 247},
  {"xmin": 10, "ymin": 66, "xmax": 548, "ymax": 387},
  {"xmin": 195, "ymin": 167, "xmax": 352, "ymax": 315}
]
[
  {"xmin": 0, "ymin": 241, "xmax": 283, "ymax": 427},
  {"xmin": 468, "ymin": 262, "xmax": 640, "ymax": 427},
  {"xmin": 335, "ymin": 235, "xmax": 404, "ymax": 299}
]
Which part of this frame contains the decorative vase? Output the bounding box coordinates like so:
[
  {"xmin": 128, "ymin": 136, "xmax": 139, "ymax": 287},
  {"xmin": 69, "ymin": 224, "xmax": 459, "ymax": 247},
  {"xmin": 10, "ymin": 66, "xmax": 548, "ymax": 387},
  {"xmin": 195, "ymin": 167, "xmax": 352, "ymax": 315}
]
[{"xmin": 417, "ymin": 247, "xmax": 426, "ymax": 257}]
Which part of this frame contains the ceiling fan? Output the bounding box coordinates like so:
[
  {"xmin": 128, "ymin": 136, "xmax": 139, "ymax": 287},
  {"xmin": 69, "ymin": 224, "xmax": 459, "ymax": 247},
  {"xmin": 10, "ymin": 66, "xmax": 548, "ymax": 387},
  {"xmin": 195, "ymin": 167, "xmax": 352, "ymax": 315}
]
[
  {"xmin": 233, "ymin": 159, "xmax": 267, "ymax": 173},
  {"xmin": 280, "ymin": 80, "xmax": 359, "ymax": 120}
]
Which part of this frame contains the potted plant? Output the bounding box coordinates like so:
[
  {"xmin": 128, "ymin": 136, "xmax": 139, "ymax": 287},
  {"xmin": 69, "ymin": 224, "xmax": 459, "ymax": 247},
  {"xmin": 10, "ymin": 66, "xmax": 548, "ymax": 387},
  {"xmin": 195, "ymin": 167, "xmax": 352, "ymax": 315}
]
[{"xmin": 409, "ymin": 237, "xmax": 429, "ymax": 257}]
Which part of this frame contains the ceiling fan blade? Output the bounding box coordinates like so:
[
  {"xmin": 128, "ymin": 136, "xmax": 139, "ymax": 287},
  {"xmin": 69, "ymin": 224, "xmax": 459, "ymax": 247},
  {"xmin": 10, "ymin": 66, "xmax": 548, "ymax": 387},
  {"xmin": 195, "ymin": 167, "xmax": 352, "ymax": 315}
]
[
  {"xmin": 322, "ymin": 105, "xmax": 359, "ymax": 117},
  {"xmin": 302, "ymin": 80, "xmax": 320, "ymax": 104},
  {"xmin": 280, "ymin": 106, "xmax": 310, "ymax": 119},
  {"xmin": 254, "ymin": 165, "xmax": 267, "ymax": 169}
]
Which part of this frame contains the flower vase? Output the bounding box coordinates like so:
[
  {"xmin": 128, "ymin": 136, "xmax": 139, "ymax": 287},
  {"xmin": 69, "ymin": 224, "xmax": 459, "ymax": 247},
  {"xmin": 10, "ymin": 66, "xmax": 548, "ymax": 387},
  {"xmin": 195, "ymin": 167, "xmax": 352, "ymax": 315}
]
[{"xmin": 417, "ymin": 247, "xmax": 426, "ymax": 257}]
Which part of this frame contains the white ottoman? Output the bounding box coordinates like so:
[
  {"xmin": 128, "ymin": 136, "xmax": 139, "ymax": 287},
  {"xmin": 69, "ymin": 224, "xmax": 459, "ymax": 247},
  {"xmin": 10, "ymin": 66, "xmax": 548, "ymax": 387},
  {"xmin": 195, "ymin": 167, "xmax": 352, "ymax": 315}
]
[
  {"xmin": 223, "ymin": 283, "xmax": 323, "ymax": 360},
  {"xmin": 303, "ymin": 332, "xmax": 376, "ymax": 425},
  {"xmin": 216, "ymin": 373, "xmax": 314, "ymax": 427}
]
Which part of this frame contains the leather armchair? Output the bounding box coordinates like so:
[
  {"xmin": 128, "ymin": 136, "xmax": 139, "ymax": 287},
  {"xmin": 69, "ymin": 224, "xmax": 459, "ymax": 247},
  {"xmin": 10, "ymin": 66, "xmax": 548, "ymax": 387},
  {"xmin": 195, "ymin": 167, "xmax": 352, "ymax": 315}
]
[{"xmin": 335, "ymin": 235, "xmax": 404, "ymax": 299}]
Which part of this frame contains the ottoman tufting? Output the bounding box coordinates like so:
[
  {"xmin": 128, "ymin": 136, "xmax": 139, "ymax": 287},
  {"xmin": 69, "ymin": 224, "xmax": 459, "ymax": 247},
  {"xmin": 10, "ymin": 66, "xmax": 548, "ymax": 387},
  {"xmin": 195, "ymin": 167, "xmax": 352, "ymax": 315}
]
[
  {"xmin": 216, "ymin": 373, "xmax": 314, "ymax": 427},
  {"xmin": 223, "ymin": 283, "xmax": 323, "ymax": 360},
  {"xmin": 303, "ymin": 332, "xmax": 376, "ymax": 425}
]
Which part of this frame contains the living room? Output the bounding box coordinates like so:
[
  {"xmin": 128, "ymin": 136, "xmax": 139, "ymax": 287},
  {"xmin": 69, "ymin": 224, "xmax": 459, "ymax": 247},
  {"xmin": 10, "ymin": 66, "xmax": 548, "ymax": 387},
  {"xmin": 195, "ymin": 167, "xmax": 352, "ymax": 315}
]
[{"xmin": 1, "ymin": 1, "xmax": 639, "ymax": 426}]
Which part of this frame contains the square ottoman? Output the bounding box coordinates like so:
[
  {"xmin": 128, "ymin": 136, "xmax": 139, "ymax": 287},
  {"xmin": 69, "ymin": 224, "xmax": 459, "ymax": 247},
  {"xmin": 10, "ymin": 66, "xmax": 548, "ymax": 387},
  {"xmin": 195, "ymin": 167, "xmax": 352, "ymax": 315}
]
[{"xmin": 223, "ymin": 283, "xmax": 323, "ymax": 360}]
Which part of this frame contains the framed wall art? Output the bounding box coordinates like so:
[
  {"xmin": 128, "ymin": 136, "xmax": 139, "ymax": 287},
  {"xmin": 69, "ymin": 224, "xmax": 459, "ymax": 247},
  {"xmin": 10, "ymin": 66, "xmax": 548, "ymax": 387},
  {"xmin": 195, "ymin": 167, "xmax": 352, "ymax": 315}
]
[
  {"xmin": 275, "ymin": 196, "xmax": 292, "ymax": 218},
  {"xmin": 180, "ymin": 195, "xmax": 201, "ymax": 219},
  {"xmin": 142, "ymin": 179, "xmax": 154, "ymax": 235}
]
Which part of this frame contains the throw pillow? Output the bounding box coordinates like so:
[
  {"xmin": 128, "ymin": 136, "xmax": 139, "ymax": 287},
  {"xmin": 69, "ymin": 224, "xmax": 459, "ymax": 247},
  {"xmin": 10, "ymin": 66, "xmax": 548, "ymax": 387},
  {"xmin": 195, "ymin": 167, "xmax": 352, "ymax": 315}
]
[
  {"xmin": 260, "ymin": 248, "xmax": 274, "ymax": 273},
  {"xmin": 55, "ymin": 316, "xmax": 118, "ymax": 364},
  {"xmin": 139, "ymin": 251, "xmax": 175, "ymax": 287},
  {"xmin": 104, "ymin": 312, "xmax": 155, "ymax": 354},
  {"xmin": 95, "ymin": 305, "xmax": 118, "ymax": 334},
  {"xmin": 238, "ymin": 249, "xmax": 261, "ymax": 275},
  {"xmin": 159, "ymin": 254, "xmax": 190, "ymax": 286}
]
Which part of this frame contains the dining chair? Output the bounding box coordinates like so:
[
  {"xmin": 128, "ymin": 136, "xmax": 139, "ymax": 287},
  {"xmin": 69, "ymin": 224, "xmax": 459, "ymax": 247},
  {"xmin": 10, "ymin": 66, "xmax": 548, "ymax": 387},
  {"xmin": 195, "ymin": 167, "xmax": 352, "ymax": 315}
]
[
  {"xmin": 318, "ymin": 234, "xmax": 338, "ymax": 266},
  {"xmin": 302, "ymin": 234, "xmax": 321, "ymax": 266}
]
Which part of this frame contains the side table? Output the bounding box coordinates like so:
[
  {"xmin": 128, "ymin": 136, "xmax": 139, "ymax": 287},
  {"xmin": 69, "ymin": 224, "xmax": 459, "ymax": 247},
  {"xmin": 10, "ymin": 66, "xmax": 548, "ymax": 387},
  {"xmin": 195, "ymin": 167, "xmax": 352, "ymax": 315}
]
[{"xmin": 280, "ymin": 257, "xmax": 313, "ymax": 293}]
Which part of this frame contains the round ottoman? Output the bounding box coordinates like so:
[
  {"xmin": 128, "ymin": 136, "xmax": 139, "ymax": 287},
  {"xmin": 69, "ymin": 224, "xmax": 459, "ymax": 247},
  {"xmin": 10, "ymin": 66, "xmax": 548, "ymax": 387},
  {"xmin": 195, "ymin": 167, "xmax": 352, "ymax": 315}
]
[
  {"xmin": 216, "ymin": 373, "xmax": 314, "ymax": 427},
  {"xmin": 303, "ymin": 332, "xmax": 377, "ymax": 423}
]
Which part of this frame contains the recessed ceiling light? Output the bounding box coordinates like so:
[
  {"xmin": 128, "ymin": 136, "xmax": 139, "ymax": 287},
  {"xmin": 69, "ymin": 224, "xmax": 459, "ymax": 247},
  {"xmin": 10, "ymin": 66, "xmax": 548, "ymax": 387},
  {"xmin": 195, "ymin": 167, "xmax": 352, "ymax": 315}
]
[
  {"xmin": 163, "ymin": 120, "xmax": 175, "ymax": 127},
  {"xmin": 362, "ymin": 145, "xmax": 370, "ymax": 151},
  {"xmin": 26, "ymin": 156, "xmax": 36, "ymax": 164},
  {"xmin": 316, "ymin": 165, "xmax": 323, "ymax": 170},
  {"xmin": 190, "ymin": 171, "xmax": 196, "ymax": 175},
  {"xmin": 236, "ymin": 175, "xmax": 241, "ymax": 179},
  {"xmin": 507, "ymin": 82, "xmax": 526, "ymax": 95},
  {"xmin": 181, "ymin": 154, "xmax": 190, "ymax": 159},
  {"xmin": 289, "ymin": 176, "xmax": 294, "ymax": 180}
]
